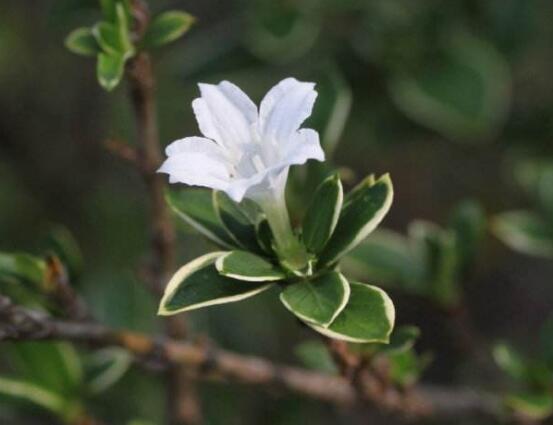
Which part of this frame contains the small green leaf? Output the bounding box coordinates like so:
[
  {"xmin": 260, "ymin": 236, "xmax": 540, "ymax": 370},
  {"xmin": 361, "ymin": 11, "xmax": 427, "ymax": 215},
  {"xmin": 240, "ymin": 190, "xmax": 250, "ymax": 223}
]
[
  {"xmin": 65, "ymin": 27, "xmax": 101, "ymax": 56},
  {"xmin": 302, "ymin": 173, "xmax": 343, "ymax": 254},
  {"xmin": 142, "ymin": 11, "xmax": 195, "ymax": 48},
  {"xmin": 97, "ymin": 52, "xmax": 124, "ymax": 91},
  {"xmin": 506, "ymin": 391, "xmax": 553, "ymax": 420},
  {"xmin": 100, "ymin": 0, "xmax": 116, "ymax": 22},
  {"xmin": 280, "ymin": 271, "xmax": 350, "ymax": 326},
  {"xmin": 114, "ymin": 2, "xmax": 134, "ymax": 58},
  {"xmin": 492, "ymin": 210, "xmax": 553, "ymax": 258},
  {"xmin": 295, "ymin": 340, "xmax": 337, "ymax": 374},
  {"xmin": 158, "ymin": 252, "xmax": 273, "ymax": 315},
  {"xmin": 308, "ymin": 282, "xmax": 395, "ymax": 343},
  {"xmin": 493, "ymin": 343, "xmax": 528, "ymax": 381},
  {"xmin": 384, "ymin": 326, "xmax": 421, "ymax": 354},
  {"xmin": 409, "ymin": 221, "xmax": 460, "ymax": 307},
  {"xmin": 85, "ymin": 348, "xmax": 132, "ymax": 394},
  {"xmin": 388, "ymin": 349, "xmax": 431, "ymax": 388},
  {"xmin": 166, "ymin": 188, "xmax": 236, "ymax": 248},
  {"xmin": 6, "ymin": 342, "xmax": 83, "ymax": 397},
  {"xmin": 318, "ymin": 174, "xmax": 393, "ymax": 266},
  {"xmin": 93, "ymin": 21, "xmax": 122, "ymax": 56},
  {"xmin": 93, "ymin": 15, "xmax": 133, "ymax": 60},
  {"xmin": 213, "ymin": 191, "xmax": 263, "ymax": 253},
  {"xmin": 255, "ymin": 219, "xmax": 275, "ymax": 255},
  {"xmin": 215, "ymin": 251, "xmax": 285, "ymax": 282},
  {"xmin": 448, "ymin": 199, "xmax": 486, "ymax": 271},
  {"xmin": 0, "ymin": 252, "xmax": 46, "ymax": 288},
  {"xmin": 0, "ymin": 376, "xmax": 69, "ymax": 417}
]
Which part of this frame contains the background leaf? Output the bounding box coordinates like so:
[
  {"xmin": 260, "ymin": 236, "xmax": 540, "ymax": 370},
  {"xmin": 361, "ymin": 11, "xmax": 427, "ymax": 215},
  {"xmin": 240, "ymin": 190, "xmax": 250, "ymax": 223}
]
[
  {"xmin": 390, "ymin": 32, "xmax": 511, "ymax": 143},
  {"xmin": 492, "ymin": 210, "xmax": 553, "ymax": 258},
  {"xmin": 97, "ymin": 52, "xmax": 124, "ymax": 91},
  {"xmin": 142, "ymin": 11, "xmax": 195, "ymax": 49},
  {"xmin": 166, "ymin": 189, "xmax": 236, "ymax": 248},
  {"xmin": 65, "ymin": 27, "xmax": 101, "ymax": 56}
]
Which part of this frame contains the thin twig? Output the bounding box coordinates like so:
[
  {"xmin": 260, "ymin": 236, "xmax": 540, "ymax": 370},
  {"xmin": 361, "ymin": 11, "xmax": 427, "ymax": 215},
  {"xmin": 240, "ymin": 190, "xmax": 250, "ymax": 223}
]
[
  {"xmin": 43, "ymin": 255, "xmax": 91, "ymax": 321},
  {"xmin": 104, "ymin": 138, "xmax": 140, "ymax": 168},
  {"xmin": 125, "ymin": 1, "xmax": 199, "ymax": 423},
  {"xmin": 0, "ymin": 296, "xmax": 503, "ymax": 420}
]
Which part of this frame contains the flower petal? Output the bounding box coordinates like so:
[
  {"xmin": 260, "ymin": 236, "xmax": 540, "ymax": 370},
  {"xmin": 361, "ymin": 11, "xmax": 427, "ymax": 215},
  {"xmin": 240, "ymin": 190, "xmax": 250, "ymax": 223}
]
[
  {"xmin": 283, "ymin": 128, "xmax": 325, "ymax": 164},
  {"xmin": 158, "ymin": 139, "xmax": 231, "ymax": 192},
  {"xmin": 165, "ymin": 136, "xmax": 227, "ymax": 159},
  {"xmin": 225, "ymin": 129, "xmax": 323, "ymax": 203},
  {"xmin": 192, "ymin": 81, "xmax": 257, "ymax": 152},
  {"xmin": 259, "ymin": 77, "xmax": 317, "ymax": 143},
  {"xmin": 226, "ymin": 167, "xmax": 289, "ymax": 203}
]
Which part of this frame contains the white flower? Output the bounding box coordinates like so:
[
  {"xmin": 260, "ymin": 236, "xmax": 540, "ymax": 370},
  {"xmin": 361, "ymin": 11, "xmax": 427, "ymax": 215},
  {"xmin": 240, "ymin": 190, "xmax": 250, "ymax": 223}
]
[{"xmin": 159, "ymin": 77, "xmax": 325, "ymax": 203}]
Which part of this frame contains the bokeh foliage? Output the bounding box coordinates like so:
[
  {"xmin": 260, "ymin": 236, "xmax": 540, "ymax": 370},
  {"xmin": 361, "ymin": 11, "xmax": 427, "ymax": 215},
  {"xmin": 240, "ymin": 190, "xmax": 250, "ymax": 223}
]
[{"xmin": 1, "ymin": 0, "xmax": 553, "ymax": 423}]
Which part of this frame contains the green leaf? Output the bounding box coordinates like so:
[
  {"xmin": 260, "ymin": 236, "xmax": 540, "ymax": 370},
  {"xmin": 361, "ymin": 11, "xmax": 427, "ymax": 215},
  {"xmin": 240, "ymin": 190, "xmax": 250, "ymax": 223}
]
[
  {"xmin": 0, "ymin": 376, "xmax": 70, "ymax": 417},
  {"xmin": 409, "ymin": 221, "xmax": 460, "ymax": 307},
  {"xmin": 255, "ymin": 219, "xmax": 275, "ymax": 255},
  {"xmin": 388, "ymin": 349, "xmax": 431, "ymax": 388},
  {"xmin": 0, "ymin": 252, "xmax": 46, "ymax": 288},
  {"xmin": 213, "ymin": 191, "xmax": 263, "ymax": 253},
  {"xmin": 383, "ymin": 326, "xmax": 421, "ymax": 354},
  {"xmin": 114, "ymin": 2, "xmax": 134, "ymax": 58},
  {"xmin": 280, "ymin": 271, "xmax": 350, "ymax": 327},
  {"xmin": 85, "ymin": 348, "xmax": 132, "ymax": 394},
  {"xmin": 166, "ymin": 188, "xmax": 236, "ymax": 248},
  {"xmin": 506, "ymin": 391, "xmax": 553, "ymax": 420},
  {"xmin": 93, "ymin": 14, "xmax": 133, "ymax": 60},
  {"xmin": 6, "ymin": 342, "xmax": 83, "ymax": 397},
  {"xmin": 493, "ymin": 343, "xmax": 528, "ymax": 381},
  {"xmin": 142, "ymin": 11, "xmax": 195, "ymax": 49},
  {"xmin": 295, "ymin": 340, "xmax": 337, "ymax": 374},
  {"xmin": 97, "ymin": 52, "xmax": 124, "ymax": 91},
  {"xmin": 492, "ymin": 210, "xmax": 553, "ymax": 258},
  {"xmin": 215, "ymin": 251, "xmax": 286, "ymax": 282},
  {"xmin": 389, "ymin": 33, "xmax": 510, "ymax": 143},
  {"xmin": 99, "ymin": 0, "xmax": 116, "ymax": 21},
  {"xmin": 158, "ymin": 252, "xmax": 273, "ymax": 315},
  {"xmin": 318, "ymin": 174, "xmax": 393, "ymax": 266},
  {"xmin": 309, "ymin": 70, "xmax": 352, "ymax": 157},
  {"xmin": 308, "ymin": 282, "xmax": 395, "ymax": 343},
  {"xmin": 448, "ymin": 200, "xmax": 486, "ymax": 271},
  {"xmin": 515, "ymin": 160, "xmax": 553, "ymax": 217},
  {"xmin": 65, "ymin": 27, "xmax": 101, "ymax": 56},
  {"xmin": 341, "ymin": 229, "xmax": 424, "ymax": 289},
  {"xmin": 93, "ymin": 21, "xmax": 122, "ymax": 56},
  {"xmin": 302, "ymin": 173, "xmax": 343, "ymax": 254}
]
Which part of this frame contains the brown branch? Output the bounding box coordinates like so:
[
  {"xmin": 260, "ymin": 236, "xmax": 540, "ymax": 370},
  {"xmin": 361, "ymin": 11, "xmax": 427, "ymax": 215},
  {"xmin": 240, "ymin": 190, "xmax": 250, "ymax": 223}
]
[
  {"xmin": 0, "ymin": 296, "xmax": 503, "ymax": 420},
  {"xmin": 43, "ymin": 255, "xmax": 90, "ymax": 321},
  {"xmin": 126, "ymin": 52, "xmax": 175, "ymax": 295},
  {"xmin": 124, "ymin": 1, "xmax": 198, "ymax": 423},
  {"xmin": 104, "ymin": 138, "xmax": 140, "ymax": 167}
]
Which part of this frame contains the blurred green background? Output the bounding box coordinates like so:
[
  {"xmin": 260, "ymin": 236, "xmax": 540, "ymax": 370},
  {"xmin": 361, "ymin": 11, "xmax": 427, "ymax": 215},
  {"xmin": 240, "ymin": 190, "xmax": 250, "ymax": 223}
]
[{"xmin": 1, "ymin": 0, "xmax": 553, "ymax": 424}]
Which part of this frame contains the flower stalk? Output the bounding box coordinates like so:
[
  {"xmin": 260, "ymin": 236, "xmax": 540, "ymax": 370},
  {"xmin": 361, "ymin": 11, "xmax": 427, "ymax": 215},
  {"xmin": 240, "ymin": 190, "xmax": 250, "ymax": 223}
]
[{"xmin": 253, "ymin": 186, "xmax": 309, "ymax": 272}]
